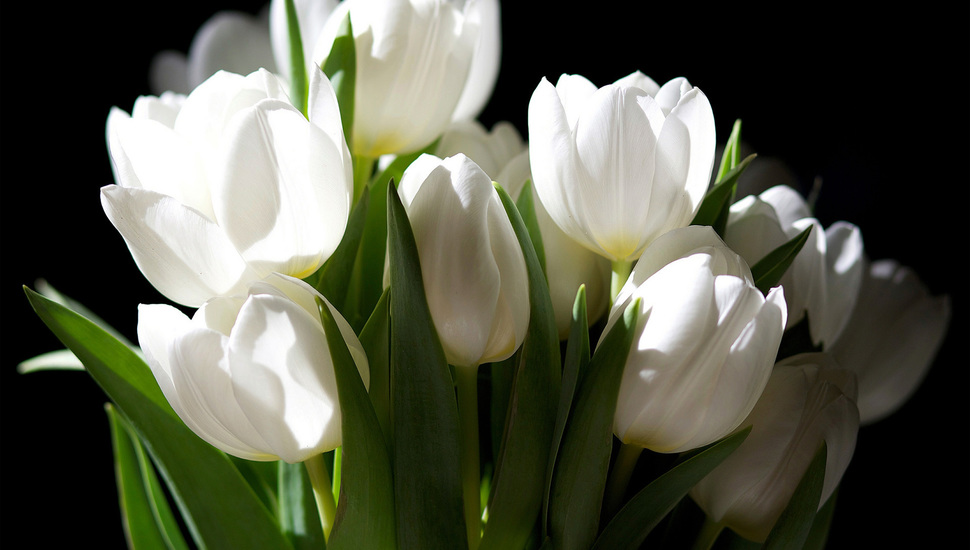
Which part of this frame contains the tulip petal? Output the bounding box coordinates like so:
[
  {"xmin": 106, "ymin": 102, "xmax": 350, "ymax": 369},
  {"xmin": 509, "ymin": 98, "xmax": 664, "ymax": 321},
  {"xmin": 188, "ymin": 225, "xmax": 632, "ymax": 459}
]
[
  {"xmin": 818, "ymin": 222, "xmax": 864, "ymax": 345},
  {"xmin": 187, "ymin": 11, "xmax": 277, "ymax": 89},
  {"xmin": 101, "ymin": 186, "xmax": 260, "ymax": 307},
  {"xmin": 228, "ymin": 292, "xmax": 341, "ymax": 463},
  {"xmin": 215, "ymin": 99, "xmax": 351, "ymax": 279}
]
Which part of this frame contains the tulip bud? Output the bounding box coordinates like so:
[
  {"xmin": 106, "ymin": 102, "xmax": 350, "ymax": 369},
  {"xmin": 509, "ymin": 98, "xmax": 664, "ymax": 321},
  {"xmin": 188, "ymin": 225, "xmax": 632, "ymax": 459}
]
[
  {"xmin": 102, "ymin": 67, "xmax": 353, "ymax": 307},
  {"xmin": 725, "ymin": 185, "xmax": 865, "ymax": 347},
  {"xmin": 690, "ymin": 353, "xmax": 859, "ymax": 543},
  {"xmin": 137, "ymin": 274, "xmax": 370, "ymax": 464},
  {"xmin": 827, "ymin": 259, "xmax": 951, "ymax": 424},
  {"xmin": 396, "ymin": 153, "xmax": 530, "ymax": 369},
  {"xmin": 527, "ymin": 71, "xmax": 716, "ymax": 263},
  {"xmin": 435, "ymin": 120, "xmax": 611, "ymax": 338},
  {"xmin": 312, "ymin": 0, "xmax": 480, "ymax": 157},
  {"xmin": 606, "ymin": 226, "xmax": 787, "ymax": 453}
]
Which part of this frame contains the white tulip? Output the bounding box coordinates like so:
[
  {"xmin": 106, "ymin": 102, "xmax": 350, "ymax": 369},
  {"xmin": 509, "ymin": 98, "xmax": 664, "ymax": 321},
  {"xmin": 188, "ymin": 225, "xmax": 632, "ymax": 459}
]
[
  {"xmin": 690, "ymin": 353, "xmax": 859, "ymax": 543},
  {"xmin": 449, "ymin": 0, "xmax": 501, "ymax": 122},
  {"xmin": 527, "ymin": 72, "xmax": 716, "ymax": 263},
  {"xmin": 149, "ymin": 7, "xmax": 276, "ymax": 95},
  {"xmin": 725, "ymin": 184, "xmax": 865, "ymax": 347},
  {"xmin": 312, "ymin": 0, "xmax": 480, "ymax": 157},
  {"xmin": 102, "ymin": 67, "xmax": 353, "ymax": 307},
  {"xmin": 137, "ymin": 273, "xmax": 369, "ymax": 464},
  {"xmin": 828, "ymin": 259, "xmax": 951, "ymax": 424},
  {"xmin": 606, "ymin": 226, "xmax": 787, "ymax": 453},
  {"xmin": 396, "ymin": 153, "xmax": 529, "ymax": 369}
]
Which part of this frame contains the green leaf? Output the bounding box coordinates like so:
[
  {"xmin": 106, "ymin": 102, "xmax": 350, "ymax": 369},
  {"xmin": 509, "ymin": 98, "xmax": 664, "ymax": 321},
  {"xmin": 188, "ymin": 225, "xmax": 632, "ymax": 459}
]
[
  {"xmin": 18, "ymin": 348, "xmax": 84, "ymax": 372},
  {"xmin": 307, "ymin": 184, "xmax": 371, "ymax": 322},
  {"xmin": 542, "ymin": 285, "xmax": 590, "ymax": 535},
  {"xmin": 108, "ymin": 403, "xmax": 190, "ymax": 550},
  {"xmin": 278, "ymin": 461, "xmax": 326, "ymax": 550},
  {"xmin": 25, "ymin": 287, "xmax": 292, "ymax": 550},
  {"xmin": 750, "ymin": 225, "xmax": 813, "ymax": 295},
  {"xmin": 802, "ymin": 487, "xmax": 838, "ymax": 550},
  {"xmin": 545, "ymin": 299, "xmax": 641, "ymax": 550},
  {"xmin": 317, "ymin": 296, "xmax": 398, "ymax": 550},
  {"xmin": 386, "ymin": 181, "xmax": 466, "ymax": 550},
  {"xmin": 320, "ymin": 12, "xmax": 356, "ymax": 156},
  {"xmin": 691, "ymin": 153, "xmax": 756, "ymax": 236},
  {"xmin": 514, "ymin": 180, "xmax": 546, "ymax": 275},
  {"xmin": 715, "ymin": 119, "xmax": 743, "ymax": 184},
  {"xmin": 591, "ymin": 428, "xmax": 751, "ymax": 550},
  {"xmin": 480, "ymin": 184, "xmax": 562, "ymax": 550},
  {"xmin": 283, "ymin": 0, "xmax": 307, "ymax": 116},
  {"xmin": 762, "ymin": 442, "xmax": 827, "ymax": 550},
  {"xmin": 357, "ymin": 288, "xmax": 391, "ymax": 453}
]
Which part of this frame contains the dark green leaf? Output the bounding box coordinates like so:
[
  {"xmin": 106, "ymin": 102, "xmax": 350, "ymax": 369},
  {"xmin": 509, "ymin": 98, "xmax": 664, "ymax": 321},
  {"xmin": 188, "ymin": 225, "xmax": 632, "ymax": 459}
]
[
  {"xmin": 386, "ymin": 181, "xmax": 466, "ymax": 550},
  {"xmin": 591, "ymin": 428, "xmax": 751, "ymax": 550},
  {"xmin": 542, "ymin": 285, "xmax": 590, "ymax": 535},
  {"xmin": 545, "ymin": 299, "xmax": 640, "ymax": 550},
  {"xmin": 25, "ymin": 287, "xmax": 292, "ymax": 550},
  {"xmin": 480, "ymin": 184, "xmax": 562, "ymax": 550},
  {"xmin": 750, "ymin": 225, "xmax": 813, "ymax": 295},
  {"xmin": 282, "ymin": 0, "xmax": 307, "ymax": 116},
  {"xmin": 802, "ymin": 487, "xmax": 838, "ymax": 550},
  {"xmin": 715, "ymin": 119, "xmax": 743, "ymax": 184},
  {"xmin": 307, "ymin": 184, "xmax": 371, "ymax": 322},
  {"xmin": 320, "ymin": 13, "xmax": 355, "ymax": 158},
  {"xmin": 278, "ymin": 461, "xmax": 326, "ymax": 550},
  {"xmin": 691, "ymin": 153, "xmax": 756, "ymax": 236},
  {"xmin": 514, "ymin": 180, "xmax": 546, "ymax": 275},
  {"xmin": 317, "ymin": 298, "xmax": 397, "ymax": 550},
  {"xmin": 108, "ymin": 403, "xmax": 189, "ymax": 550},
  {"xmin": 357, "ymin": 289, "xmax": 391, "ymax": 453},
  {"xmin": 762, "ymin": 442, "xmax": 827, "ymax": 550}
]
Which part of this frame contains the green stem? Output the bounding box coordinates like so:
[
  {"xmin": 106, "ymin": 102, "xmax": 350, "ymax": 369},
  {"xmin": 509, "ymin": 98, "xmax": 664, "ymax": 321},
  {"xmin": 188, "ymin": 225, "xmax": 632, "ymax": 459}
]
[
  {"xmin": 456, "ymin": 365, "xmax": 481, "ymax": 550},
  {"xmin": 610, "ymin": 259, "xmax": 634, "ymax": 308},
  {"xmin": 602, "ymin": 442, "xmax": 643, "ymax": 519},
  {"xmin": 304, "ymin": 454, "xmax": 337, "ymax": 542},
  {"xmin": 691, "ymin": 516, "xmax": 725, "ymax": 550},
  {"xmin": 332, "ymin": 447, "xmax": 342, "ymax": 502},
  {"xmin": 353, "ymin": 154, "xmax": 375, "ymax": 206}
]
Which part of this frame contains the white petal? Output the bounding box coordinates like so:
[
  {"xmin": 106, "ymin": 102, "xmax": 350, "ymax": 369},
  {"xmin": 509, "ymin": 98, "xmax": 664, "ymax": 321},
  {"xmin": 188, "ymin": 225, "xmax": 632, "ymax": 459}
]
[
  {"xmin": 101, "ymin": 186, "xmax": 259, "ymax": 307},
  {"xmin": 187, "ymin": 11, "xmax": 277, "ymax": 89},
  {"xmin": 451, "ymin": 0, "xmax": 500, "ymax": 122}
]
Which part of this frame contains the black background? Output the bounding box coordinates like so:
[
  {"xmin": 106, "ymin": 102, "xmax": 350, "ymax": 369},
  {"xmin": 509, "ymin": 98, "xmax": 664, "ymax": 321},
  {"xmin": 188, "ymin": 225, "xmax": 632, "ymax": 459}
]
[{"xmin": 2, "ymin": 1, "xmax": 967, "ymax": 548}]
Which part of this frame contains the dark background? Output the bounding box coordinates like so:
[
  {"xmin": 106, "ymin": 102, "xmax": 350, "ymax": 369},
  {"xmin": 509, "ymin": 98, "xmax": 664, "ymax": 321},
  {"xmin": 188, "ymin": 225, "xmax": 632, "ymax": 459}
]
[{"xmin": 3, "ymin": 1, "xmax": 967, "ymax": 548}]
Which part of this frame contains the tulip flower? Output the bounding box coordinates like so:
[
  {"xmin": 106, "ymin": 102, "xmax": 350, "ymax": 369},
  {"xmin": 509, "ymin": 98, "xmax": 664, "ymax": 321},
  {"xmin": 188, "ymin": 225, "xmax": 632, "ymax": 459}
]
[
  {"xmin": 434, "ymin": 120, "xmax": 612, "ymax": 338},
  {"xmin": 149, "ymin": 8, "xmax": 276, "ymax": 95},
  {"xmin": 102, "ymin": 67, "xmax": 353, "ymax": 307},
  {"xmin": 527, "ymin": 71, "xmax": 716, "ymax": 266},
  {"xmin": 450, "ymin": 0, "xmax": 501, "ymax": 123},
  {"xmin": 606, "ymin": 225, "xmax": 787, "ymax": 454},
  {"xmin": 725, "ymin": 184, "xmax": 865, "ymax": 347},
  {"xmin": 690, "ymin": 352, "xmax": 859, "ymax": 543},
  {"xmin": 396, "ymin": 153, "xmax": 529, "ymax": 369},
  {"xmin": 312, "ymin": 0, "xmax": 481, "ymax": 158},
  {"xmin": 137, "ymin": 273, "xmax": 370, "ymax": 464},
  {"xmin": 828, "ymin": 259, "xmax": 951, "ymax": 424}
]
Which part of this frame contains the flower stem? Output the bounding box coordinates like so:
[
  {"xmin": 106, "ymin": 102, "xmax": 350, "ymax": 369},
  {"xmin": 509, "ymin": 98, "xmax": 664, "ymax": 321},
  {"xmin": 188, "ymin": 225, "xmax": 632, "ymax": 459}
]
[
  {"xmin": 602, "ymin": 442, "xmax": 643, "ymax": 519},
  {"xmin": 610, "ymin": 259, "xmax": 634, "ymax": 307},
  {"xmin": 304, "ymin": 454, "xmax": 337, "ymax": 542},
  {"xmin": 353, "ymin": 154, "xmax": 375, "ymax": 206},
  {"xmin": 691, "ymin": 516, "xmax": 725, "ymax": 550},
  {"xmin": 456, "ymin": 365, "xmax": 481, "ymax": 550},
  {"xmin": 332, "ymin": 446, "xmax": 342, "ymax": 502}
]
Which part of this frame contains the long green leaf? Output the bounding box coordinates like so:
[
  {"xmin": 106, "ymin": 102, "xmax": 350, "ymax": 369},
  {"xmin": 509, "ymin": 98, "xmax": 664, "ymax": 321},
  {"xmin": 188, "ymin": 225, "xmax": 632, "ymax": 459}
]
[
  {"xmin": 750, "ymin": 225, "xmax": 813, "ymax": 295},
  {"xmin": 357, "ymin": 289, "xmax": 391, "ymax": 453},
  {"xmin": 282, "ymin": 0, "xmax": 307, "ymax": 116},
  {"xmin": 317, "ymin": 297, "xmax": 397, "ymax": 550},
  {"xmin": 308, "ymin": 184, "xmax": 371, "ymax": 321},
  {"xmin": 802, "ymin": 487, "xmax": 838, "ymax": 550},
  {"xmin": 480, "ymin": 184, "xmax": 562, "ymax": 550},
  {"xmin": 545, "ymin": 299, "xmax": 641, "ymax": 550},
  {"xmin": 542, "ymin": 286, "xmax": 590, "ymax": 535},
  {"xmin": 386, "ymin": 181, "xmax": 466, "ymax": 549},
  {"xmin": 715, "ymin": 119, "xmax": 743, "ymax": 184},
  {"xmin": 514, "ymin": 180, "xmax": 546, "ymax": 275},
  {"xmin": 108, "ymin": 403, "xmax": 189, "ymax": 550},
  {"xmin": 762, "ymin": 442, "xmax": 827, "ymax": 550},
  {"xmin": 691, "ymin": 153, "xmax": 756, "ymax": 236},
  {"xmin": 320, "ymin": 13, "xmax": 356, "ymax": 157},
  {"xmin": 25, "ymin": 287, "xmax": 292, "ymax": 550},
  {"xmin": 591, "ymin": 428, "xmax": 751, "ymax": 550}
]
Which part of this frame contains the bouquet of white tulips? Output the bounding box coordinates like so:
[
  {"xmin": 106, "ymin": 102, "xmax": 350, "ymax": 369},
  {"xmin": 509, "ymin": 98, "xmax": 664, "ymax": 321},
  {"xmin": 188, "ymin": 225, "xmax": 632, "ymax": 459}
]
[{"xmin": 18, "ymin": 1, "xmax": 953, "ymax": 549}]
